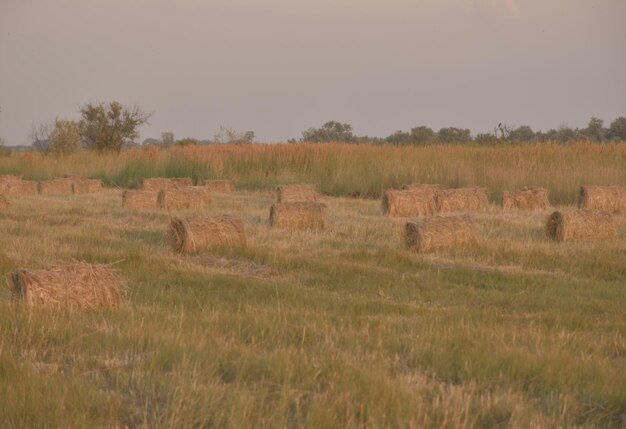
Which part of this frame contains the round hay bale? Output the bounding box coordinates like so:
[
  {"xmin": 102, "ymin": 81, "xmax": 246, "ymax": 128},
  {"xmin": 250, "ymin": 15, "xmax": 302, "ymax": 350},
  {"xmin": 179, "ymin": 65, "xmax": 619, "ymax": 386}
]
[
  {"xmin": 141, "ymin": 177, "xmax": 193, "ymax": 192},
  {"xmin": 72, "ymin": 178, "xmax": 104, "ymax": 194},
  {"xmin": 200, "ymin": 179, "xmax": 236, "ymax": 193},
  {"xmin": 122, "ymin": 190, "xmax": 158, "ymax": 209},
  {"xmin": 383, "ymin": 188, "xmax": 438, "ymax": 217},
  {"xmin": 10, "ymin": 262, "xmax": 125, "ymax": 310},
  {"xmin": 436, "ymin": 187, "xmax": 488, "ymax": 213},
  {"xmin": 38, "ymin": 178, "xmax": 74, "ymax": 195},
  {"xmin": 276, "ymin": 184, "xmax": 318, "ymax": 203},
  {"xmin": 168, "ymin": 215, "xmax": 246, "ymax": 254},
  {"xmin": 578, "ymin": 186, "xmax": 626, "ymax": 214},
  {"xmin": 546, "ymin": 209, "xmax": 615, "ymax": 242},
  {"xmin": 404, "ymin": 215, "xmax": 478, "ymax": 253},
  {"xmin": 502, "ymin": 187, "xmax": 550, "ymax": 210},
  {"xmin": 269, "ymin": 202, "xmax": 326, "ymax": 230},
  {"xmin": 157, "ymin": 187, "xmax": 211, "ymax": 211}
]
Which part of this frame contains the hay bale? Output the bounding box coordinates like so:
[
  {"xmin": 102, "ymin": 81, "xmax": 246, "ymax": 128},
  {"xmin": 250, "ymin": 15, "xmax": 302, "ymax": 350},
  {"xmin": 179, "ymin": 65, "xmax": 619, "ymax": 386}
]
[
  {"xmin": 502, "ymin": 187, "xmax": 550, "ymax": 210},
  {"xmin": 168, "ymin": 215, "xmax": 246, "ymax": 254},
  {"xmin": 436, "ymin": 187, "xmax": 488, "ymax": 213},
  {"xmin": 0, "ymin": 175, "xmax": 23, "ymax": 192},
  {"xmin": 0, "ymin": 195, "xmax": 9, "ymax": 209},
  {"xmin": 383, "ymin": 188, "xmax": 438, "ymax": 217},
  {"xmin": 200, "ymin": 179, "xmax": 236, "ymax": 193},
  {"xmin": 72, "ymin": 178, "xmax": 104, "ymax": 194},
  {"xmin": 157, "ymin": 187, "xmax": 211, "ymax": 211},
  {"xmin": 405, "ymin": 215, "xmax": 478, "ymax": 253},
  {"xmin": 1, "ymin": 179, "xmax": 38, "ymax": 196},
  {"xmin": 546, "ymin": 209, "xmax": 615, "ymax": 242},
  {"xmin": 38, "ymin": 178, "xmax": 74, "ymax": 195},
  {"xmin": 122, "ymin": 190, "xmax": 158, "ymax": 209},
  {"xmin": 9, "ymin": 262, "xmax": 124, "ymax": 310},
  {"xmin": 269, "ymin": 202, "xmax": 326, "ymax": 230},
  {"xmin": 276, "ymin": 184, "xmax": 318, "ymax": 203},
  {"xmin": 141, "ymin": 177, "xmax": 193, "ymax": 192},
  {"xmin": 578, "ymin": 186, "xmax": 626, "ymax": 214}
]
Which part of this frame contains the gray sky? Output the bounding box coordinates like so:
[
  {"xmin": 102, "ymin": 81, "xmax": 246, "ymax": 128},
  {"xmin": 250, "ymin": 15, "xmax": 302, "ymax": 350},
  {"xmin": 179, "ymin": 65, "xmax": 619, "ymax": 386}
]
[{"xmin": 1, "ymin": 0, "xmax": 625, "ymax": 145}]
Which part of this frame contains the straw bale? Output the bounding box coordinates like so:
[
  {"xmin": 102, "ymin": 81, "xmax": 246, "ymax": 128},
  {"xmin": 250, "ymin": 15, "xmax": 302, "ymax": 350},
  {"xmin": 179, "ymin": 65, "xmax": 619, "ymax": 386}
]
[
  {"xmin": 141, "ymin": 177, "xmax": 193, "ymax": 191},
  {"xmin": 436, "ymin": 187, "xmax": 488, "ymax": 213},
  {"xmin": 269, "ymin": 201, "xmax": 326, "ymax": 230},
  {"xmin": 276, "ymin": 184, "xmax": 318, "ymax": 203},
  {"xmin": 72, "ymin": 178, "xmax": 104, "ymax": 194},
  {"xmin": 578, "ymin": 186, "xmax": 626, "ymax": 214},
  {"xmin": 200, "ymin": 179, "xmax": 236, "ymax": 193},
  {"xmin": 157, "ymin": 187, "xmax": 211, "ymax": 211},
  {"xmin": 546, "ymin": 209, "xmax": 615, "ymax": 242},
  {"xmin": 502, "ymin": 187, "xmax": 550, "ymax": 210},
  {"xmin": 1, "ymin": 179, "xmax": 38, "ymax": 196},
  {"xmin": 38, "ymin": 178, "xmax": 74, "ymax": 195},
  {"xmin": 383, "ymin": 187, "xmax": 438, "ymax": 217},
  {"xmin": 0, "ymin": 195, "xmax": 9, "ymax": 210},
  {"xmin": 168, "ymin": 215, "xmax": 246, "ymax": 254},
  {"xmin": 0, "ymin": 175, "xmax": 23, "ymax": 191},
  {"xmin": 122, "ymin": 190, "xmax": 158, "ymax": 209},
  {"xmin": 9, "ymin": 262, "xmax": 124, "ymax": 310},
  {"xmin": 405, "ymin": 215, "xmax": 478, "ymax": 253}
]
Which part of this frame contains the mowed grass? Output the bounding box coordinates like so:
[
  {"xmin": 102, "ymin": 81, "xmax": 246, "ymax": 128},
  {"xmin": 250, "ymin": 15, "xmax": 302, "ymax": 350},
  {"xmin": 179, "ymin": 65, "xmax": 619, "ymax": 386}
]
[{"xmin": 0, "ymin": 188, "xmax": 625, "ymax": 428}]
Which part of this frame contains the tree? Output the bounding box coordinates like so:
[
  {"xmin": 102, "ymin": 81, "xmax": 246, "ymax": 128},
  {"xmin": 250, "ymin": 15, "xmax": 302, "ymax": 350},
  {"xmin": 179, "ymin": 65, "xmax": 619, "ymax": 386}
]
[
  {"xmin": 161, "ymin": 131, "xmax": 175, "ymax": 148},
  {"xmin": 301, "ymin": 121, "xmax": 355, "ymax": 143},
  {"xmin": 29, "ymin": 122, "xmax": 52, "ymax": 151},
  {"xmin": 475, "ymin": 133, "xmax": 498, "ymax": 144},
  {"xmin": 48, "ymin": 119, "xmax": 81, "ymax": 155},
  {"xmin": 582, "ymin": 117, "xmax": 606, "ymax": 142},
  {"xmin": 437, "ymin": 127, "xmax": 472, "ymax": 144},
  {"xmin": 213, "ymin": 126, "xmax": 255, "ymax": 144},
  {"xmin": 385, "ymin": 130, "xmax": 411, "ymax": 146},
  {"xmin": 508, "ymin": 125, "xmax": 535, "ymax": 142},
  {"xmin": 410, "ymin": 126, "xmax": 435, "ymax": 145},
  {"xmin": 609, "ymin": 117, "xmax": 626, "ymax": 140},
  {"xmin": 79, "ymin": 101, "xmax": 151, "ymax": 152},
  {"xmin": 175, "ymin": 137, "xmax": 202, "ymax": 146}
]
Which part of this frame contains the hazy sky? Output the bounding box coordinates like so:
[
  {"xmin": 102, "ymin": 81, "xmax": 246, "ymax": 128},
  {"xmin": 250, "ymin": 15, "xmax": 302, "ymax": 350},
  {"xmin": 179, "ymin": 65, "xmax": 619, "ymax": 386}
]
[{"xmin": 1, "ymin": 0, "xmax": 625, "ymax": 144}]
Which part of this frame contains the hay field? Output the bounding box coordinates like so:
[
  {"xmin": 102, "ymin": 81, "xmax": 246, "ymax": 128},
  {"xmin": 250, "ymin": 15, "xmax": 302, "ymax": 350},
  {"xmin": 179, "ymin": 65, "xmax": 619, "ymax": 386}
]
[{"xmin": 1, "ymin": 183, "xmax": 625, "ymax": 428}]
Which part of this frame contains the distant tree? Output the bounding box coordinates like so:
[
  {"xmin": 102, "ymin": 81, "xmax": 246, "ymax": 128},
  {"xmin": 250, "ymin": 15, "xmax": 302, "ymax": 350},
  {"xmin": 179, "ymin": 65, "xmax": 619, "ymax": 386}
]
[
  {"xmin": 29, "ymin": 122, "xmax": 52, "ymax": 151},
  {"xmin": 508, "ymin": 125, "xmax": 535, "ymax": 142},
  {"xmin": 385, "ymin": 130, "xmax": 411, "ymax": 146},
  {"xmin": 609, "ymin": 117, "xmax": 626, "ymax": 140},
  {"xmin": 161, "ymin": 131, "xmax": 175, "ymax": 148},
  {"xmin": 48, "ymin": 119, "xmax": 81, "ymax": 154},
  {"xmin": 301, "ymin": 121, "xmax": 355, "ymax": 143},
  {"xmin": 437, "ymin": 127, "xmax": 472, "ymax": 144},
  {"xmin": 554, "ymin": 125, "xmax": 576, "ymax": 143},
  {"xmin": 475, "ymin": 133, "xmax": 498, "ymax": 144},
  {"xmin": 213, "ymin": 126, "xmax": 255, "ymax": 144},
  {"xmin": 176, "ymin": 137, "xmax": 201, "ymax": 146},
  {"xmin": 79, "ymin": 101, "xmax": 151, "ymax": 153},
  {"xmin": 582, "ymin": 117, "xmax": 606, "ymax": 142},
  {"xmin": 410, "ymin": 126, "xmax": 435, "ymax": 145}
]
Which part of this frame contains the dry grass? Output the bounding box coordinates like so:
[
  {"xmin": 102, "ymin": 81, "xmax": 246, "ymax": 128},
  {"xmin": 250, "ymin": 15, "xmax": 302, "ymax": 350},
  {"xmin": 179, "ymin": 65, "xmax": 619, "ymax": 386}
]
[
  {"xmin": 38, "ymin": 178, "xmax": 74, "ymax": 195},
  {"xmin": 72, "ymin": 178, "xmax": 104, "ymax": 194},
  {"xmin": 383, "ymin": 187, "xmax": 438, "ymax": 217},
  {"xmin": 503, "ymin": 187, "xmax": 550, "ymax": 210},
  {"xmin": 404, "ymin": 215, "xmax": 478, "ymax": 253},
  {"xmin": 141, "ymin": 177, "xmax": 193, "ymax": 191},
  {"xmin": 436, "ymin": 187, "xmax": 488, "ymax": 213},
  {"xmin": 9, "ymin": 262, "xmax": 124, "ymax": 310},
  {"xmin": 200, "ymin": 179, "xmax": 236, "ymax": 193},
  {"xmin": 276, "ymin": 184, "xmax": 319, "ymax": 202},
  {"xmin": 578, "ymin": 185, "xmax": 626, "ymax": 214},
  {"xmin": 269, "ymin": 201, "xmax": 326, "ymax": 230},
  {"xmin": 168, "ymin": 215, "xmax": 246, "ymax": 254},
  {"xmin": 122, "ymin": 190, "xmax": 158, "ymax": 210},
  {"xmin": 157, "ymin": 187, "xmax": 211, "ymax": 212},
  {"xmin": 0, "ymin": 175, "xmax": 38, "ymax": 196},
  {"xmin": 546, "ymin": 209, "xmax": 616, "ymax": 242},
  {"xmin": 0, "ymin": 195, "xmax": 9, "ymax": 210}
]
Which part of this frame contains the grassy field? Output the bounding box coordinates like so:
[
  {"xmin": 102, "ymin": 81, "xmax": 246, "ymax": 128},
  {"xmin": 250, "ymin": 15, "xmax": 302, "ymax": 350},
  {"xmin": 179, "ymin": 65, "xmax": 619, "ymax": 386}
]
[{"xmin": 1, "ymin": 143, "xmax": 625, "ymax": 427}]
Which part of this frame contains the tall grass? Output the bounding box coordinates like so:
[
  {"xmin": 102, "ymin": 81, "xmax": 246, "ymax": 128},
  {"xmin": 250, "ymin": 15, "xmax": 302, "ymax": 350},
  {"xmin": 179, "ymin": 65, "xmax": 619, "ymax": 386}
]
[{"xmin": 1, "ymin": 142, "xmax": 625, "ymax": 203}]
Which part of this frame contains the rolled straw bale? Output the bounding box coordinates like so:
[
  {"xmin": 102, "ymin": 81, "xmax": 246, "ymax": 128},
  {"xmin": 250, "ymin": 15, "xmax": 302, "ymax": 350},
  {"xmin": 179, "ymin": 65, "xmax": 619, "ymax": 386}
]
[
  {"xmin": 436, "ymin": 187, "xmax": 488, "ymax": 213},
  {"xmin": 404, "ymin": 215, "xmax": 478, "ymax": 253},
  {"xmin": 269, "ymin": 202, "xmax": 326, "ymax": 230},
  {"xmin": 141, "ymin": 177, "xmax": 193, "ymax": 192},
  {"xmin": 276, "ymin": 184, "xmax": 318, "ymax": 203},
  {"xmin": 1, "ymin": 179, "xmax": 38, "ymax": 196},
  {"xmin": 157, "ymin": 187, "xmax": 211, "ymax": 211},
  {"xmin": 546, "ymin": 209, "xmax": 615, "ymax": 242},
  {"xmin": 383, "ymin": 188, "xmax": 437, "ymax": 217},
  {"xmin": 122, "ymin": 190, "xmax": 158, "ymax": 209},
  {"xmin": 38, "ymin": 178, "xmax": 74, "ymax": 195},
  {"xmin": 200, "ymin": 179, "xmax": 236, "ymax": 193},
  {"xmin": 502, "ymin": 187, "xmax": 550, "ymax": 210},
  {"xmin": 9, "ymin": 262, "xmax": 124, "ymax": 310},
  {"xmin": 578, "ymin": 186, "xmax": 626, "ymax": 214},
  {"xmin": 71, "ymin": 178, "xmax": 104, "ymax": 194},
  {"xmin": 168, "ymin": 215, "xmax": 246, "ymax": 254}
]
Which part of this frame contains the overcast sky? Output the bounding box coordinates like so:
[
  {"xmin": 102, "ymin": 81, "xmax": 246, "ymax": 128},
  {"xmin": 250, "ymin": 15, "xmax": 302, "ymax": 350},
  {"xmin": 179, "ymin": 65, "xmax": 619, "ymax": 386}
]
[{"xmin": 1, "ymin": 0, "xmax": 625, "ymax": 145}]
